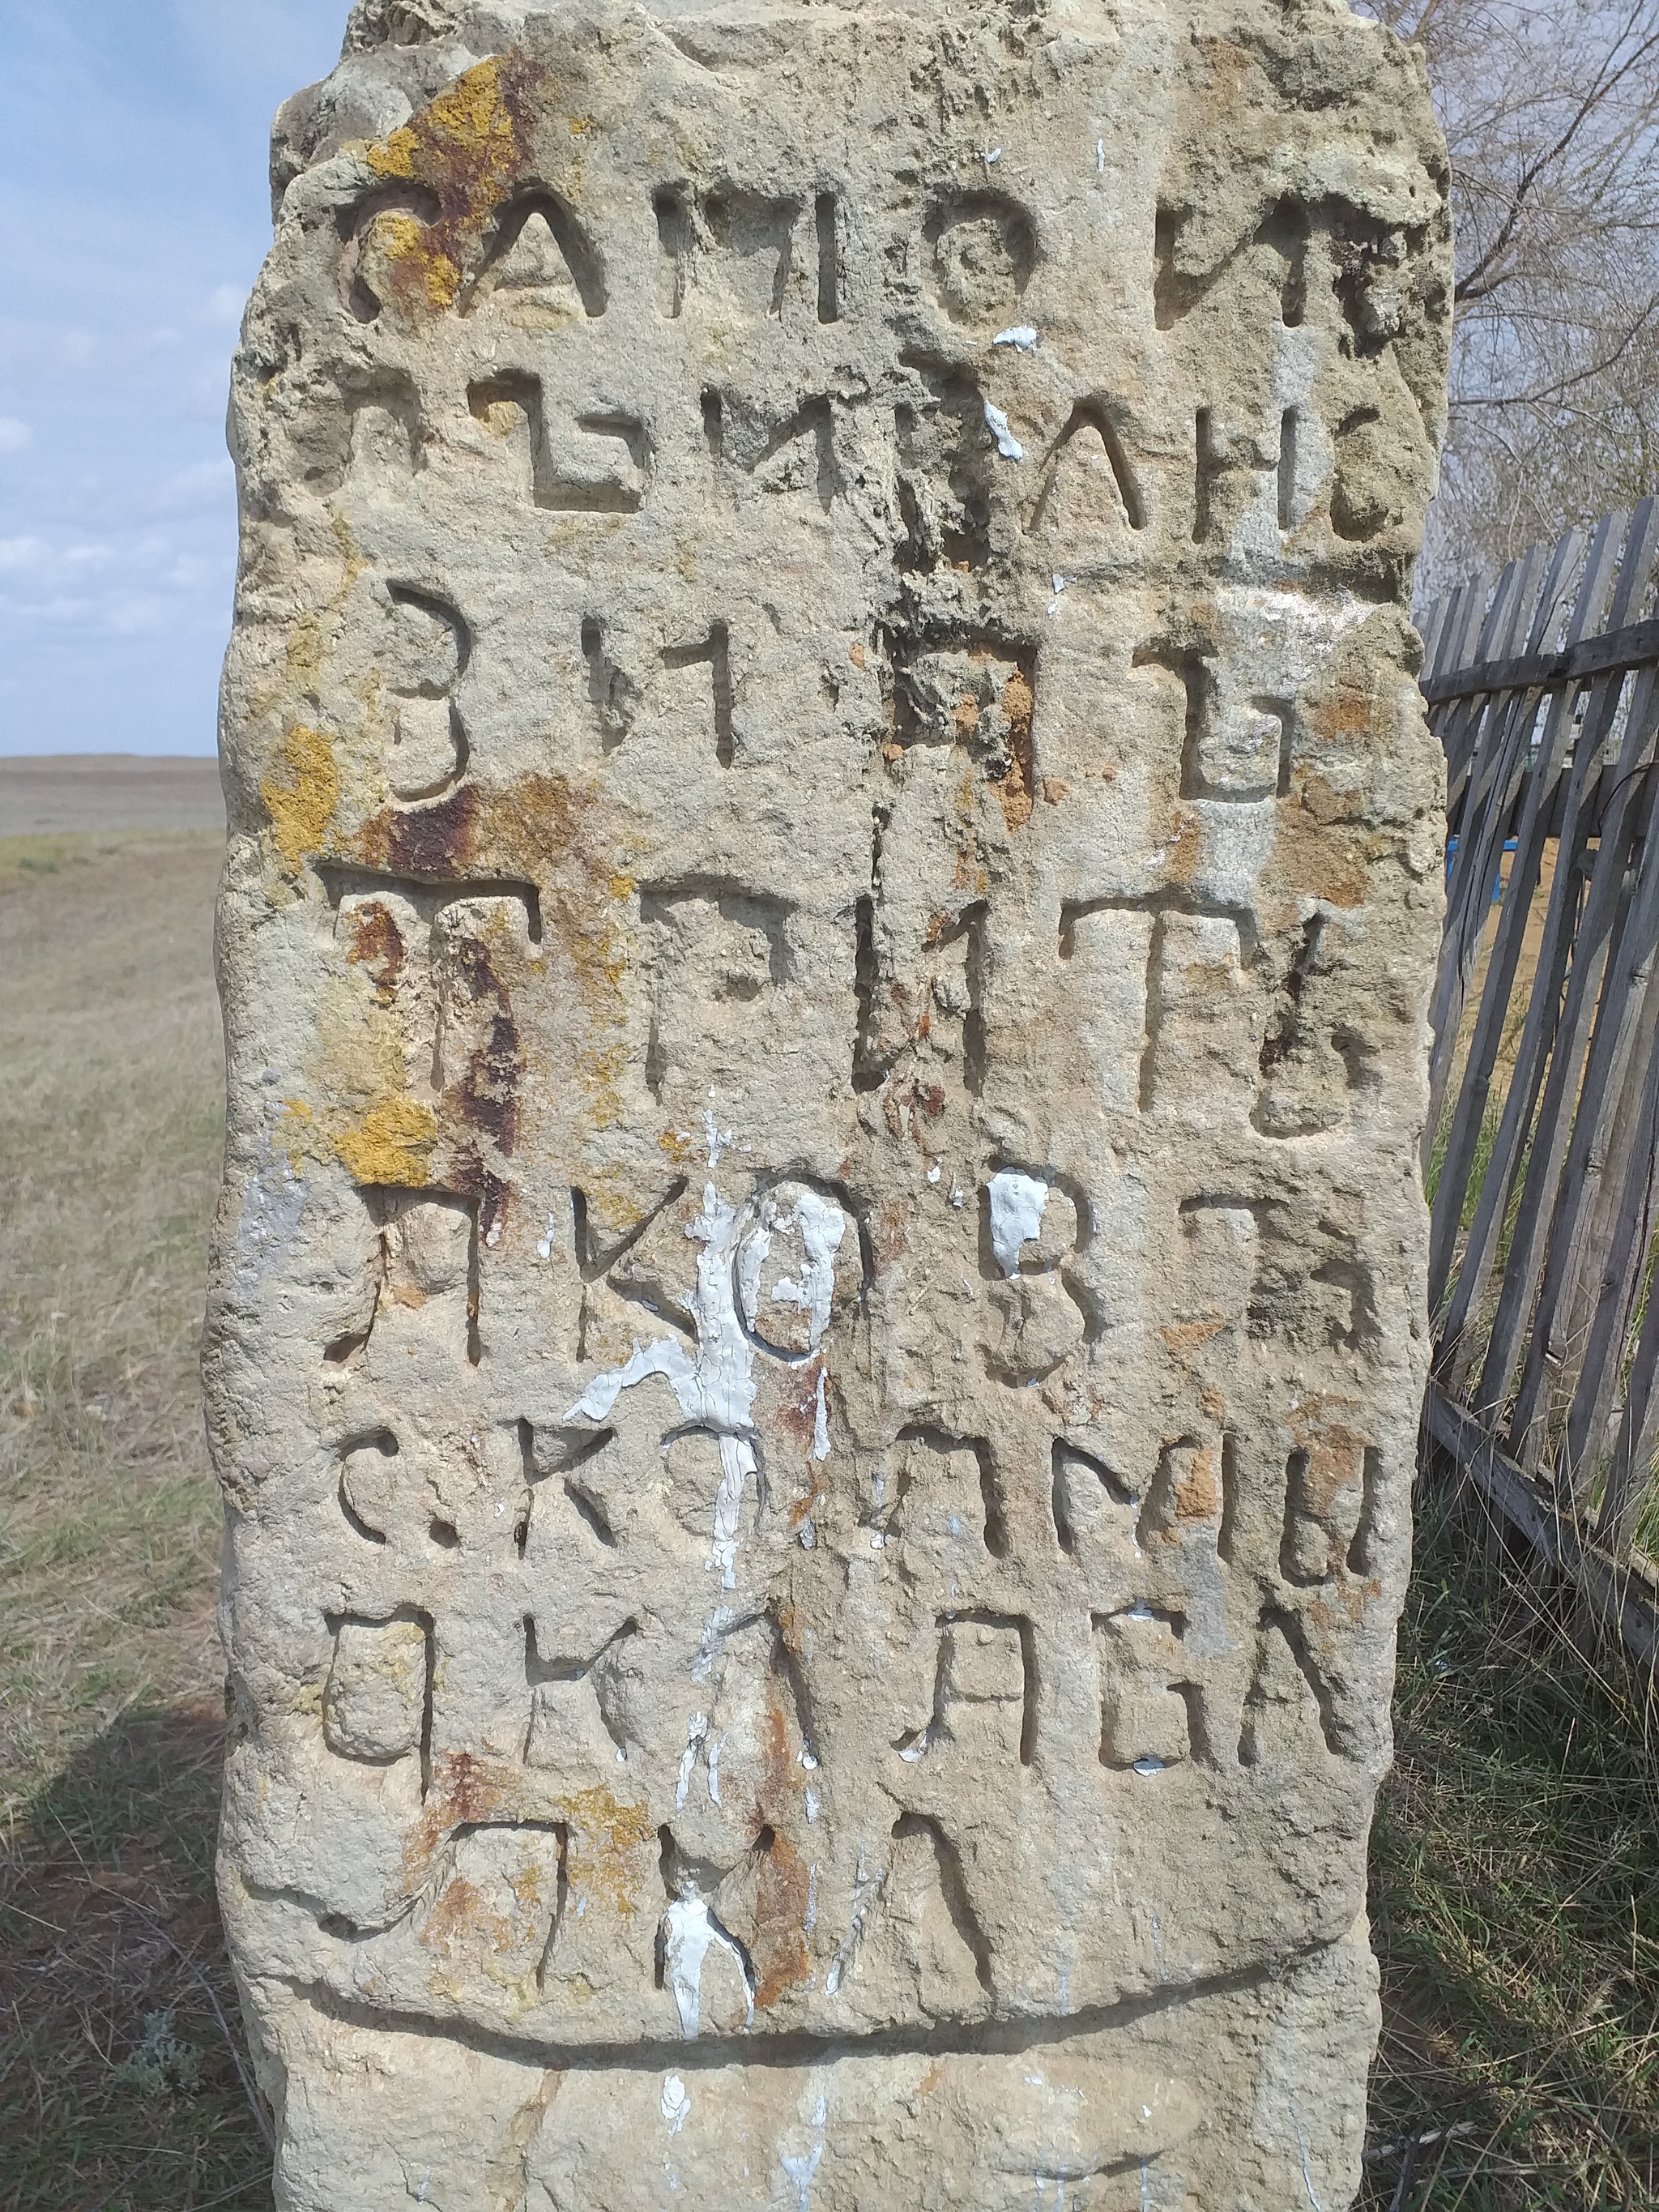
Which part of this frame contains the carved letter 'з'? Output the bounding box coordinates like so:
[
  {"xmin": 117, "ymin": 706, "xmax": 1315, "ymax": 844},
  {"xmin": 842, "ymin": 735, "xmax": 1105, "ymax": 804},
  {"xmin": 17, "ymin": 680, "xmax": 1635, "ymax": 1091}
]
[{"xmin": 212, "ymin": 2, "xmax": 1450, "ymax": 2203}]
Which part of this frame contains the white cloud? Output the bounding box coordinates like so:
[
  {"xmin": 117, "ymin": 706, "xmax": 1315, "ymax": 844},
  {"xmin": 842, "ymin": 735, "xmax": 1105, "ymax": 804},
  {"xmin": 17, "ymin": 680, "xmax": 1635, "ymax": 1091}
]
[
  {"xmin": 207, "ymin": 281, "xmax": 247, "ymax": 326},
  {"xmin": 0, "ymin": 591, "xmax": 96, "ymax": 622},
  {"xmin": 154, "ymin": 456, "xmax": 235, "ymax": 512},
  {"xmin": 105, "ymin": 593, "xmax": 177, "ymax": 637},
  {"xmin": 0, "ymin": 418, "xmax": 32, "ymax": 454},
  {"xmin": 0, "ymin": 535, "xmax": 48, "ymax": 568}
]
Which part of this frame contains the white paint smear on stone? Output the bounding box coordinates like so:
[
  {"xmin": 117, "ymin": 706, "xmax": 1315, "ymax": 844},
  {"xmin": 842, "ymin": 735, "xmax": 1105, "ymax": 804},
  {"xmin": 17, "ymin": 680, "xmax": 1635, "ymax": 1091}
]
[
  {"xmin": 992, "ymin": 324, "xmax": 1038, "ymax": 350},
  {"xmin": 740, "ymin": 1188, "xmax": 846, "ymax": 1352},
  {"xmin": 567, "ymin": 1184, "xmax": 762, "ymax": 1582},
  {"xmin": 988, "ymin": 1170, "xmax": 1049, "ymax": 1276},
  {"xmin": 780, "ymin": 2095, "xmax": 828, "ymax": 2212},
  {"xmin": 983, "ymin": 400, "xmax": 1023, "ymax": 460},
  {"xmin": 810, "ymin": 1369, "xmax": 831, "ymax": 1461},
  {"xmin": 661, "ymin": 2074, "xmax": 691, "ymax": 2133},
  {"xmin": 702, "ymin": 1108, "xmax": 734, "ymax": 1168},
  {"xmin": 663, "ymin": 1893, "xmax": 753, "ymax": 2038}
]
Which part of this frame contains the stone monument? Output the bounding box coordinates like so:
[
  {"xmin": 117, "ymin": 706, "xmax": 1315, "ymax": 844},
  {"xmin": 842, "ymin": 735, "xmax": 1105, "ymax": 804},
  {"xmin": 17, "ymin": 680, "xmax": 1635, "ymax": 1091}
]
[{"xmin": 208, "ymin": 0, "xmax": 1450, "ymax": 2202}]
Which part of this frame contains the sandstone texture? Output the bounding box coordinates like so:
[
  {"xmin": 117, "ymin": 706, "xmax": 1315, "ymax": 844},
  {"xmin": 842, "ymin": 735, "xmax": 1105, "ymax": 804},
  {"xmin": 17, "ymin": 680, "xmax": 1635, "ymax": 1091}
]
[{"xmin": 208, "ymin": 1, "xmax": 1451, "ymax": 2203}]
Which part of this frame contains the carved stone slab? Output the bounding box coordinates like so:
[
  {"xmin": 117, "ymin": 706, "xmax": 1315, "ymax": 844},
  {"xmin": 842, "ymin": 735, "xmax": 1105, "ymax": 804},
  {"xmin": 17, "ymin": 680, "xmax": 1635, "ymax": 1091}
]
[{"xmin": 210, "ymin": 2, "xmax": 1450, "ymax": 2203}]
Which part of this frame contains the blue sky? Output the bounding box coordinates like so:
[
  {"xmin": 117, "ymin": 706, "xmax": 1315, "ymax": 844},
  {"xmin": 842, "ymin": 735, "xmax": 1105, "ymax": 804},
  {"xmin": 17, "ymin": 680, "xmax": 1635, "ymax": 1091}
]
[{"xmin": 0, "ymin": 1, "xmax": 351, "ymax": 757}]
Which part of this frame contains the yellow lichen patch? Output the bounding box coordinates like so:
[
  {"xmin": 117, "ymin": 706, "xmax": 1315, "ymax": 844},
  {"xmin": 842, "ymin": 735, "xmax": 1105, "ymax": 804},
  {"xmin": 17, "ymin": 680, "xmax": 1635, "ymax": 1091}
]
[
  {"xmin": 361, "ymin": 211, "xmax": 461, "ymax": 317},
  {"xmin": 334, "ymin": 1096, "xmax": 438, "ymax": 1186},
  {"xmin": 549, "ymin": 1971, "xmax": 597, "ymax": 2002},
  {"xmin": 476, "ymin": 395, "xmax": 525, "ymax": 439},
  {"xmin": 306, "ymin": 971, "xmax": 417, "ymax": 1166},
  {"xmin": 330, "ymin": 509, "xmax": 368, "ymax": 596},
  {"xmin": 360, "ymin": 58, "xmax": 530, "ymax": 318},
  {"xmin": 365, "ymin": 127, "xmax": 416, "ymax": 179},
  {"xmin": 561, "ymin": 1786, "xmax": 658, "ymax": 1918},
  {"xmin": 276, "ymin": 1098, "xmax": 314, "ymax": 1175},
  {"xmin": 422, "ymin": 249, "xmax": 462, "ymax": 311},
  {"xmin": 426, "ymin": 61, "xmax": 518, "ymax": 169},
  {"xmin": 286, "ymin": 617, "xmax": 324, "ymax": 694},
  {"xmin": 262, "ymin": 723, "xmax": 339, "ymax": 875}
]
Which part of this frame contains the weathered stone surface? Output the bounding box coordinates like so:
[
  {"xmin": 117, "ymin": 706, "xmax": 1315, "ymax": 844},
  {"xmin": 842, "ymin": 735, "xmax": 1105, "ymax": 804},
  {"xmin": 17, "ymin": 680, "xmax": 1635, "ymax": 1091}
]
[{"xmin": 209, "ymin": 2, "xmax": 1450, "ymax": 2202}]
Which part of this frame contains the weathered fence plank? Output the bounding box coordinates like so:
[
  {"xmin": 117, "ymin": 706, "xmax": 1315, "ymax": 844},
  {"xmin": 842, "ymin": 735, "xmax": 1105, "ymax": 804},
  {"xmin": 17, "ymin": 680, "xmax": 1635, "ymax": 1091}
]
[{"xmin": 1421, "ymin": 502, "xmax": 1659, "ymax": 1654}]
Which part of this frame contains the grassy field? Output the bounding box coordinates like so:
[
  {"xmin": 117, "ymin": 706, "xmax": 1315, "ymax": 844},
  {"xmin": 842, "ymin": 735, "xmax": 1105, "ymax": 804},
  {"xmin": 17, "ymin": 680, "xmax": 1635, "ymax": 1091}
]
[
  {"xmin": 1, "ymin": 816, "xmax": 1655, "ymax": 2210},
  {"xmin": 0, "ymin": 825, "xmax": 271, "ymax": 2212}
]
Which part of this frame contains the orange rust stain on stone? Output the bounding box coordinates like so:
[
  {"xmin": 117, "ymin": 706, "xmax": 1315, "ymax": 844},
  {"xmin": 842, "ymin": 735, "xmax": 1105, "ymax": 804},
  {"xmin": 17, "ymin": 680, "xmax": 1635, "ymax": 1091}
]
[
  {"xmin": 1160, "ymin": 1313, "xmax": 1230, "ymax": 1356},
  {"xmin": 1309, "ymin": 1577, "xmax": 1381, "ymax": 1630},
  {"xmin": 1307, "ymin": 681, "xmax": 1374, "ymax": 745},
  {"xmin": 1298, "ymin": 775, "xmax": 1358, "ymax": 826},
  {"xmin": 748, "ymin": 1690, "xmax": 812, "ymax": 2009},
  {"xmin": 997, "ymin": 668, "xmax": 1036, "ymax": 832},
  {"xmin": 356, "ymin": 780, "xmax": 480, "ymax": 878},
  {"xmin": 1164, "ymin": 803, "xmax": 1203, "ymax": 890},
  {"xmin": 420, "ymin": 1874, "xmax": 501, "ymax": 1958},
  {"xmin": 881, "ymin": 1078, "xmax": 946, "ymax": 1145},
  {"xmin": 1173, "ymin": 1447, "xmax": 1221, "ymax": 1522},
  {"xmin": 1287, "ymin": 1396, "xmax": 1368, "ymax": 1518},
  {"xmin": 402, "ymin": 1756, "xmax": 653, "ymax": 1919},
  {"xmin": 1267, "ymin": 791, "xmax": 1368, "ymax": 908},
  {"xmin": 344, "ymin": 899, "xmax": 407, "ymax": 1004},
  {"xmin": 871, "ymin": 1194, "xmax": 911, "ymax": 1269},
  {"xmin": 751, "ymin": 1830, "xmax": 813, "ymax": 2009},
  {"xmin": 775, "ymin": 1354, "xmax": 829, "ymax": 1463}
]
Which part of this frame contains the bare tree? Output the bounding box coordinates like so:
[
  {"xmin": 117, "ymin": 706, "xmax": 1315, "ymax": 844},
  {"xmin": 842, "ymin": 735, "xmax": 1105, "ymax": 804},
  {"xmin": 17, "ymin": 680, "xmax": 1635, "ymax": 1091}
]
[{"xmin": 1358, "ymin": 0, "xmax": 1659, "ymax": 579}]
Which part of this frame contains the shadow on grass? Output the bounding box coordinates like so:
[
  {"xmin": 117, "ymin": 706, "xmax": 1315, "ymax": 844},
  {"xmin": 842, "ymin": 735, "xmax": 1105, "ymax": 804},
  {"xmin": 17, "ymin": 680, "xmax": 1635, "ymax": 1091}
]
[
  {"xmin": 0, "ymin": 1702, "xmax": 272, "ymax": 2212},
  {"xmin": 1361, "ymin": 1464, "xmax": 1659, "ymax": 2210}
]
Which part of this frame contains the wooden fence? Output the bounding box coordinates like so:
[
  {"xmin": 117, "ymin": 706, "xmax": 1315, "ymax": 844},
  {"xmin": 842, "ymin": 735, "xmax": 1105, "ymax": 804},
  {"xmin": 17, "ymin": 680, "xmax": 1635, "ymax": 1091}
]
[{"xmin": 1417, "ymin": 502, "xmax": 1659, "ymax": 1666}]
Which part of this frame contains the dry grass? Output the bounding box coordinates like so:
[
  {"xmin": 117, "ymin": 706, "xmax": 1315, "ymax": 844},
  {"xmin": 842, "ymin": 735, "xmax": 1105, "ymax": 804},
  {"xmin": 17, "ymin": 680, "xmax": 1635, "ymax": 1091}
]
[
  {"xmin": 2, "ymin": 826, "xmax": 1656, "ymax": 2210},
  {"xmin": 1361, "ymin": 1475, "xmax": 1659, "ymax": 2210},
  {"xmin": 0, "ymin": 828, "xmax": 271, "ymax": 2211},
  {"xmin": 1, "ymin": 831, "xmax": 227, "ymax": 1793}
]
